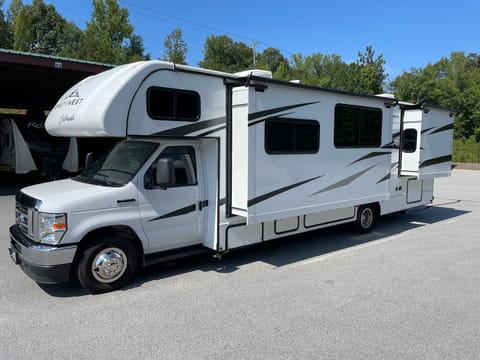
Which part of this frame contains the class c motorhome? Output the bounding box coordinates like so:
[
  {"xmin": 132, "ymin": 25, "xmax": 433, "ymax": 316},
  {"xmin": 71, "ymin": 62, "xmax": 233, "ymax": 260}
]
[{"xmin": 8, "ymin": 61, "xmax": 454, "ymax": 293}]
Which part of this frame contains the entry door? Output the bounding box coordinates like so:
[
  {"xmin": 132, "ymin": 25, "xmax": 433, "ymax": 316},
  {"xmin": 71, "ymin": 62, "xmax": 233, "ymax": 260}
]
[
  {"xmin": 138, "ymin": 145, "xmax": 206, "ymax": 253},
  {"xmin": 399, "ymin": 110, "xmax": 422, "ymax": 177}
]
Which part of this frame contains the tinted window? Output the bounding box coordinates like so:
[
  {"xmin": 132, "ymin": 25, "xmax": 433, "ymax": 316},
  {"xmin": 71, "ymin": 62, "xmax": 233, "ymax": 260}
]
[
  {"xmin": 265, "ymin": 118, "xmax": 319, "ymax": 154},
  {"xmin": 334, "ymin": 104, "xmax": 382, "ymax": 147},
  {"xmin": 147, "ymin": 87, "xmax": 200, "ymax": 121},
  {"xmin": 403, "ymin": 128, "xmax": 417, "ymax": 153},
  {"xmin": 145, "ymin": 146, "xmax": 197, "ymax": 189}
]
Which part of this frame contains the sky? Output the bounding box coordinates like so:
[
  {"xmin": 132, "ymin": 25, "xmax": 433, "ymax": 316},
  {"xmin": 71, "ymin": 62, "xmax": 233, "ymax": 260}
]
[{"xmin": 5, "ymin": 0, "xmax": 480, "ymax": 79}]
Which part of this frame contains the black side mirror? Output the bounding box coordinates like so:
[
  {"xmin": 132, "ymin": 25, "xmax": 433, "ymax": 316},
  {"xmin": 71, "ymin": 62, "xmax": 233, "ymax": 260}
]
[
  {"xmin": 85, "ymin": 152, "xmax": 94, "ymax": 169},
  {"xmin": 155, "ymin": 158, "xmax": 176, "ymax": 188}
]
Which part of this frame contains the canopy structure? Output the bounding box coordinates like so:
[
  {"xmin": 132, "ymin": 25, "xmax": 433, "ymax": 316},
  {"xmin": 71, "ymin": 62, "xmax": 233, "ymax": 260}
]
[{"xmin": 0, "ymin": 49, "xmax": 112, "ymax": 110}]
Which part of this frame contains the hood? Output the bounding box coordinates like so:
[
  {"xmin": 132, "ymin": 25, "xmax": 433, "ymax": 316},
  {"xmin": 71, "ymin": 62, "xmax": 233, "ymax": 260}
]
[{"xmin": 20, "ymin": 178, "xmax": 138, "ymax": 213}]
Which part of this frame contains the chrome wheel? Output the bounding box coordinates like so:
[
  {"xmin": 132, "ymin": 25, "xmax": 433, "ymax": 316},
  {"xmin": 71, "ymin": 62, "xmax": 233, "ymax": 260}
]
[
  {"xmin": 360, "ymin": 207, "xmax": 374, "ymax": 229},
  {"xmin": 91, "ymin": 247, "xmax": 128, "ymax": 283},
  {"xmin": 352, "ymin": 204, "xmax": 377, "ymax": 234}
]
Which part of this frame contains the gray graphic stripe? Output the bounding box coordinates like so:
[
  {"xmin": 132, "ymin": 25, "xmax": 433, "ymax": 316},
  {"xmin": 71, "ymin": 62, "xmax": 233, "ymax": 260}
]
[
  {"xmin": 248, "ymin": 175, "xmax": 323, "ymax": 207},
  {"xmin": 376, "ymin": 173, "xmax": 391, "ymax": 184},
  {"xmin": 348, "ymin": 152, "xmax": 389, "ymax": 166},
  {"xmin": 310, "ymin": 164, "xmax": 378, "ymax": 196}
]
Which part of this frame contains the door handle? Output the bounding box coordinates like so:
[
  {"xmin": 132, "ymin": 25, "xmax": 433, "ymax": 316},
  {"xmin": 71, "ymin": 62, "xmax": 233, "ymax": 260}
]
[{"xmin": 198, "ymin": 200, "xmax": 208, "ymax": 211}]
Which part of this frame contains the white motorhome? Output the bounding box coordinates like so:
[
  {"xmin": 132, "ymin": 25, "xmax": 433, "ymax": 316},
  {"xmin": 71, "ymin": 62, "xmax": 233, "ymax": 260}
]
[{"xmin": 8, "ymin": 61, "xmax": 454, "ymax": 293}]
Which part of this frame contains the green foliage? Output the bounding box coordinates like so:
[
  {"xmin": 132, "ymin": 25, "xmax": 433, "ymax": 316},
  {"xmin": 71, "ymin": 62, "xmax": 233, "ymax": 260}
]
[
  {"xmin": 163, "ymin": 28, "xmax": 187, "ymax": 64},
  {"xmin": 200, "ymin": 35, "xmax": 253, "ymax": 73},
  {"xmin": 0, "ymin": 0, "xmax": 13, "ymax": 48},
  {"xmin": 11, "ymin": 0, "xmax": 79, "ymax": 55},
  {"xmin": 392, "ymin": 52, "xmax": 480, "ymax": 139},
  {"xmin": 452, "ymin": 138, "xmax": 480, "ymax": 163},
  {"xmin": 82, "ymin": 0, "xmax": 146, "ymax": 64},
  {"xmin": 274, "ymin": 46, "xmax": 386, "ymax": 95},
  {"xmin": 255, "ymin": 47, "xmax": 290, "ymax": 75}
]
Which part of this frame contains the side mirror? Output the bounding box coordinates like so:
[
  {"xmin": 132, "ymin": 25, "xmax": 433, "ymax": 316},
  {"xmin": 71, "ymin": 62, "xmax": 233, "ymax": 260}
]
[
  {"xmin": 155, "ymin": 158, "xmax": 176, "ymax": 188},
  {"xmin": 85, "ymin": 152, "xmax": 94, "ymax": 169}
]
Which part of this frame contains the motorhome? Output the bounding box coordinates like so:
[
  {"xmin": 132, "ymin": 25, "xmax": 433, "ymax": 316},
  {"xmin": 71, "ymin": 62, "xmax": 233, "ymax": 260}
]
[
  {"xmin": 0, "ymin": 110, "xmax": 78, "ymax": 178},
  {"xmin": 8, "ymin": 61, "xmax": 454, "ymax": 293}
]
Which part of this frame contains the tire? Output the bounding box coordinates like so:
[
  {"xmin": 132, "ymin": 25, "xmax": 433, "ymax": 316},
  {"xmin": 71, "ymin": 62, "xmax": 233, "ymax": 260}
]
[
  {"xmin": 352, "ymin": 204, "xmax": 377, "ymax": 234},
  {"xmin": 76, "ymin": 237, "xmax": 137, "ymax": 294}
]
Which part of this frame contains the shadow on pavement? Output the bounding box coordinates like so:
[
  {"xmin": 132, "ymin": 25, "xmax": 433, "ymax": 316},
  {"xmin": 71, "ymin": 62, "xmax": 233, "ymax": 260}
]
[{"xmin": 39, "ymin": 204, "xmax": 468, "ymax": 297}]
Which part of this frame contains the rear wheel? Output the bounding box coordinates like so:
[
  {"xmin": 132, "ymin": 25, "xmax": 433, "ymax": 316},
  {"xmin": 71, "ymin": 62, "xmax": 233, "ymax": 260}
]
[
  {"xmin": 76, "ymin": 237, "xmax": 137, "ymax": 293},
  {"xmin": 352, "ymin": 204, "xmax": 377, "ymax": 233}
]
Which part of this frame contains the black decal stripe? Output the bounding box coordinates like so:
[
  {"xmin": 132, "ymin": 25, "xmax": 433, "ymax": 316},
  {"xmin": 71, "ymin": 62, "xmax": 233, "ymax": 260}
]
[
  {"xmin": 196, "ymin": 125, "xmax": 227, "ymax": 137},
  {"xmin": 419, "ymin": 155, "xmax": 452, "ymax": 168},
  {"xmin": 392, "ymin": 131, "xmax": 401, "ymax": 138},
  {"xmin": 154, "ymin": 116, "xmax": 226, "ymax": 136},
  {"xmin": 381, "ymin": 142, "xmax": 396, "ymax": 149},
  {"xmin": 348, "ymin": 152, "xmax": 389, "ymax": 166},
  {"xmin": 248, "ymin": 102, "xmax": 319, "ymax": 121},
  {"xmin": 149, "ymin": 204, "xmax": 196, "ymax": 222},
  {"xmin": 421, "ymin": 126, "xmax": 435, "ymax": 134},
  {"xmin": 248, "ymin": 175, "xmax": 323, "ymax": 207},
  {"xmin": 310, "ymin": 164, "xmax": 377, "ymax": 196},
  {"xmin": 430, "ymin": 123, "xmax": 453, "ymax": 135},
  {"xmin": 376, "ymin": 173, "xmax": 391, "ymax": 184},
  {"xmin": 248, "ymin": 112, "xmax": 295, "ymax": 127}
]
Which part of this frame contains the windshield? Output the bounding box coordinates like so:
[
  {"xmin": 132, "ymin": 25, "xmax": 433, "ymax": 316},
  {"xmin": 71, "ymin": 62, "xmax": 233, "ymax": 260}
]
[{"xmin": 73, "ymin": 140, "xmax": 158, "ymax": 187}]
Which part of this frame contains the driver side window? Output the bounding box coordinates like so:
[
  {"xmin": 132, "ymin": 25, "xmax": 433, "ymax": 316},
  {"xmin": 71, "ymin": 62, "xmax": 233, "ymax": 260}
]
[{"xmin": 145, "ymin": 146, "xmax": 197, "ymax": 189}]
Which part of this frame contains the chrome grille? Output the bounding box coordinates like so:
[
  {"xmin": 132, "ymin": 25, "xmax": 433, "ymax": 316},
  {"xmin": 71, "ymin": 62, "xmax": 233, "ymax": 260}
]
[{"xmin": 15, "ymin": 192, "xmax": 40, "ymax": 240}]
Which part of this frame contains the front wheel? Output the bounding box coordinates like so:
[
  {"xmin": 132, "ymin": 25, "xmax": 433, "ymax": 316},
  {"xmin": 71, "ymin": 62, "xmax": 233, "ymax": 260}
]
[
  {"xmin": 75, "ymin": 237, "xmax": 137, "ymax": 293},
  {"xmin": 352, "ymin": 204, "xmax": 377, "ymax": 234}
]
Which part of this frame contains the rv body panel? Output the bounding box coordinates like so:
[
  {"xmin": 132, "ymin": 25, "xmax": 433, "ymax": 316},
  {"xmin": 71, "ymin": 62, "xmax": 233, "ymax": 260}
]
[
  {"xmin": 10, "ymin": 60, "xmax": 454, "ymax": 292},
  {"xmin": 231, "ymin": 84, "xmax": 392, "ymax": 225}
]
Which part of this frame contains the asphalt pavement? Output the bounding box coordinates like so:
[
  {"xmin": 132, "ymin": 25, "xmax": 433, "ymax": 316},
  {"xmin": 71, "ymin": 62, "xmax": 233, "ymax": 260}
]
[{"xmin": 0, "ymin": 170, "xmax": 479, "ymax": 360}]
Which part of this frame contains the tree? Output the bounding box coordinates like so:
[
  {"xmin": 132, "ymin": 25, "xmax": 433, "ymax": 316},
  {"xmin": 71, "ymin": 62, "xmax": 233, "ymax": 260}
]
[
  {"xmin": 256, "ymin": 47, "xmax": 290, "ymax": 75},
  {"xmin": 0, "ymin": 0, "xmax": 13, "ymax": 48},
  {"xmin": 163, "ymin": 28, "xmax": 187, "ymax": 64},
  {"xmin": 351, "ymin": 46, "xmax": 387, "ymax": 95},
  {"xmin": 200, "ymin": 35, "xmax": 252, "ymax": 72},
  {"xmin": 82, "ymin": 0, "xmax": 146, "ymax": 64},
  {"xmin": 392, "ymin": 52, "xmax": 480, "ymax": 139},
  {"xmin": 10, "ymin": 0, "xmax": 83, "ymax": 56}
]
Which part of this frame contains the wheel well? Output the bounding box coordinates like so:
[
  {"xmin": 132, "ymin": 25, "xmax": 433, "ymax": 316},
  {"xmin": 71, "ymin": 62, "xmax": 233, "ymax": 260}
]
[
  {"xmin": 371, "ymin": 202, "xmax": 380, "ymax": 216},
  {"xmin": 71, "ymin": 226, "xmax": 144, "ymax": 280},
  {"xmin": 357, "ymin": 202, "xmax": 381, "ymax": 218}
]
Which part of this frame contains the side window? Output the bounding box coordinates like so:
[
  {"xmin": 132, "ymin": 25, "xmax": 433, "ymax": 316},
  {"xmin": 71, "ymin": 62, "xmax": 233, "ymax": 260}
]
[
  {"xmin": 147, "ymin": 87, "xmax": 200, "ymax": 121},
  {"xmin": 145, "ymin": 146, "xmax": 197, "ymax": 189},
  {"xmin": 334, "ymin": 104, "xmax": 382, "ymax": 148},
  {"xmin": 402, "ymin": 128, "xmax": 417, "ymax": 153},
  {"xmin": 265, "ymin": 118, "xmax": 319, "ymax": 154}
]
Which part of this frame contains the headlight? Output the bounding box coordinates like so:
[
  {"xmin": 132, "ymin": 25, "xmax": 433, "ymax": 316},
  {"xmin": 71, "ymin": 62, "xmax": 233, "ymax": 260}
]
[{"xmin": 38, "ymin": 212, "xmax": 67, "ymax": 245}]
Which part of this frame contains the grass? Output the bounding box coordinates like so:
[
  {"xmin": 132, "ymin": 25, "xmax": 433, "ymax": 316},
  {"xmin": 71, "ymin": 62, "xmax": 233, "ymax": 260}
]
[{"xmin": 453, "ymin": 139, "xmax": 480, "ymax": 163}]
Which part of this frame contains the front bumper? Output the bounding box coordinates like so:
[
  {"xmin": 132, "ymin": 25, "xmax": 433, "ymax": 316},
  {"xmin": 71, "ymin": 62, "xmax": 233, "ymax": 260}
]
[{"xmin": 9, "ymin": 225, "xmax": 77, "ymax": 284}]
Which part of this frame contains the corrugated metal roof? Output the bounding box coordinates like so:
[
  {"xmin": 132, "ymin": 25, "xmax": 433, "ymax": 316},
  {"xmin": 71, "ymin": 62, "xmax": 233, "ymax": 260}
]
[{"xmin": 0, "ymin": 48, "xmax": 113, "ymax": 68}]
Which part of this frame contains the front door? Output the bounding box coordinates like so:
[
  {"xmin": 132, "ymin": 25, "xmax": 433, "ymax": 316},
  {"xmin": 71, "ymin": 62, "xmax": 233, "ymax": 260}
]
[{"xmin": 138, "ymin": 144, "xmax": 206, "ymax": 253}]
